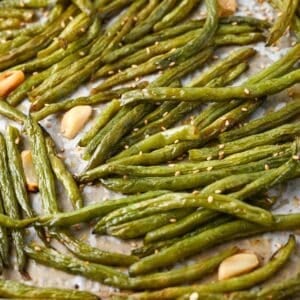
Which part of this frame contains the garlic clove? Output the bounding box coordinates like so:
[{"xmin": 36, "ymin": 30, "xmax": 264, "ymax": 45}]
[
  {"xmin": 218, "ymin": 0, "xmax": 237, "ymax": 17},
  {"xmin": 218, "ymin": 252, "xmax": 260, "ymax": 280},
  {"xmin": 0, "ymin": 70, "xmax": 25, "ymax": 97},
  {"xmin": 61, "ymin": 106, "xmax": 92, "ymax": 139},
  {"xmin": 21, "ymin": 150, "xmax": 38, "ymax": 192}
]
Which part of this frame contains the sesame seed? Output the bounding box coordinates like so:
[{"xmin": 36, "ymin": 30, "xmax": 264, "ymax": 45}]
[
  {"xmin": 207, "ymin": 166, "xmax": 213, "ymax": 171},
  {"xmin": 241, "ymin": 107, "xmax": 248, "ymax": 112},
  {"xmin": 215, "ymin": 190, "xmax": 222, "ymax": 194},
  {"xmin": 264, "ymin": 164, "xmax": 270, "ymax": 170},
  {"xmin": 207, "ymin": 196, "xmax": 214, "ymax": 203},
  {"xmin": 169, "ymin": 218, "xmax": 177, "ymax": 223},
  {"xmin": 175, "ymin": 171, "xmax": 181, "ymax": 176},
  {"xmin": 207, "ymin": 156, "xmax": 212, "ymax": 161},
  {"xmin": 219, "ymin": 144, "xmax": 225, "ymax": 149},
  {"xmin": 189, "ymin": 293, "xmax": 199, "ymax": 300},
  {"xmin": 244, "ymin": 88, "xmax": 250, "ymax": 95},
  {"xmin": 293, "ymin": 155, "xmax": 300, "ymax": 160}
]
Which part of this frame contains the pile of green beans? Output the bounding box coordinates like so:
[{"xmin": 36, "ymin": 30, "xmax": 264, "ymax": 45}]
[{"xmin": 0, "ymin": 0, "xmax": 299, "ymax": 298}]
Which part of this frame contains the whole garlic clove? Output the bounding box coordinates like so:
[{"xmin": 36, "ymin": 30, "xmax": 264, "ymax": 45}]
[
  {"xmin": 21, "ymin": 150, "xmax": 38, "ymax": 192},
  {"xmin": 61, "ymin": 106, "xmax": 92, "ymax": 139},
  {"xmin": 218, "ymin": 252, "xmax": 260, "ymax": 280},
  {"xmin": 0, "ymin": 70, "xmax": 25, "ymax": 97},
  {"xmin": 218, "ymin": 0, "xmax": 237, "ymax": 17}
]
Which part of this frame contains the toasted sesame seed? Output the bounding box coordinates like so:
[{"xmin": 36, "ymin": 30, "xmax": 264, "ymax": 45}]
[
  {"xmin": 207, "ymin": 166, "xmax": 213, "ymax": 171},
  {"xmin": 207, "ymin": 196, "xmax": 214, "ymax": 203},
  {"xmin": 175, "ymin": 171, "xmax": 181, "ymax": 176},
  {"xmin": 244, "ymin": 88, "xmax": 250, "ymax": 95}
]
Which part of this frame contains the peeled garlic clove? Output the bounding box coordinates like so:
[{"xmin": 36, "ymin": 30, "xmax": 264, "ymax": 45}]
[
  {"xmin": 61, "ymin": 105, "xmax": 92, "ymax": 139},
  {"xmin": 218, "ymin": 0, "xmax": 237, "ymax": 17},
  {"xmin": 218, "ymin": 252, "xmax": 259, "ymax": 280},
  {"xmin": 0, "ymin": 70, "xmax": 25, "ymax": 97},
  {"xmin": 21, "ymin": 150, "xmax": 38, "ymax": 192}
]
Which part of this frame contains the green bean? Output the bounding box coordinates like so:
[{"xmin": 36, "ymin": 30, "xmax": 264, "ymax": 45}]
[
  {"xmin": 267, "ymin": 0, "xmax": 299, "ymax": 45},
  {"xmin": 123, "ymin": 0, "xmax": 177, "ymax": 43},
  {"xmin": 157, "ymin": 0, "xmax": 218, "ymax": 69},
  {"xmin": 72, "ymin": 0, "xmax": 94, "ymax": 15},
  {"xmin": 144, "ymin": 159, "xmax": 298, "ymax": 244},
  {"xmin": 4, "ymin": 126, "xmax": 46, "ymax": 242},
  {"xmin": 190, "ymin": 123, "xmax": 300, "ymax": 161},
  {"xmin": 128, "ymin": 216, "xmax": 297, "ymax": 276},
  {"xmin": 120, "ymin": 63, "xmax": 250, "ymax": 151},
  {"xmin": 0, "ymin": 0, "xmax": 49, "ymax": 8},
  {"xmin": 220, "ymin": 15, "xmax": 270, "ymax": 29},
  {"xmin": 32, "ymin": 83, "xmax": 147, "ymax": 121},
  {"xmin": 189, "ymin": 48, "xmax": 256, "ymax": 87},
  {"xmin": 29, "ymin": 52, "xmax": 100, "ymax": 109},
  {"xmin": 51, "ymin": 230, "xmax": 138, "ymax": 266},
  {"xmin": 230, "ymin": 274, "xmax": 300, "ymax": 300},
  {"xmin": 7, "ymin": 50, "xmax": 85, "ymax": 106},
  {"xmin": 0, "ymin": 100, "xmax": 26, "ymax": 123},
  {"xmin": 95, "ymin": 26, "xmax": 254, "ymax": 80},
  {"xmin": 0, "ymin": 18, "xmax": 22, "ymax": 30},
  {"xmin": 112, "ymin": 125, "xmax": 201, "ymax": 161},
  {"xmin": 6, "ymin": 126, "xmax": 34, "ymax": 217},
  {"xmin": 0, "ymin": 36, "xmax": 31, "ymax": 55},
  {"xmin": 121, "ymin": 69, "xmax": 300, "ymax": 105},
  {"xmin": 101, "ymin": 166, "xmax": 279, "ymax": 194},
  {"xmin": 0, "ymin": 4, "xmax": 63, "ymax": 40},
  {"xmin": 135, "ymin": 0, "xmax": 159, "ymax": 24},
  {"xmin": 102, "ymin": 20, "xmax": 203, "ymax": 64},
  {"xmin": 14, "ymin": 18, "xmax": 101, "ymax": 73},
  {"xmin": 79, "ymin": 99, "xmax": 121, "ymax": 147},
  {"xmin": 30, "ymin": 1, "xmax": 146, "ymax": 109},
  {"xmin": 117, "ymin": 49, "xmax": 254, "ymax": 148},
  {"xmin": 128, "ymin": 247, "xmax": 238, "ymax": 290},
  {"xmin": 25, "ymin": 117, "xmax": 58, "ymax": 214},
  {"xmin": 102, "ymin": 209, "xmax": 194, "ymax": 239},
  {"xmin": 95, "ymin": 45, "xmax": 212, "ymax": 96},
  {"xmin": 85, "ymin": 103, "xmax": 153, "ymax": 169},
  {"xmin": 220, "ymin": 98, "xmax": 300, "ymax": 142},
  {"xmin": 0, "ymin": 133, "xmax": 26, "ymax": 272},
  {"xmin": 82, "ymin": 105, "xmax": 133, "ymax": 160},
  {"xmin": 45, "ymin": 137, "xmax": 83, "ymax": 210},
  {"xmin": 201, "ymin": 172, "xmax": 273, "ymax": 195},
  {"xmin": 130, "ymin": 236, "xmax": 295, "ymax": 298},
  {"xmin": 80, "ymin": 144, "xmax": 291, "ymax": 181},
  {"xmin": 134, "ymin": 81, "xmax": 181, "ymax": 129},
  {"xmin": 0, "ymin": 278, "xmax": 99, "ymax": 299},
  {"xmin": 40, "ymin": 191, "xmax": 168, "ymax": 227},
  {"xmin": 133, "ymin": 216, "xmax": 233, "ymax": 258},
  {"xmin": 37, "ymin": 13, "xmax": 92, "ymax": 58},
  {"xmin": 154, "ymin": 0, "xmax": 202, "ymax": 32},
  {"xmin": 103, "ymin": 17, "xmax": 265, "ymax": 65},
  {"xmin": 0, "ymin": 5, "xmax": 77, "ymax": 71},
  {"xmin": 0, "ymin": 8, "xmax": 34, "ymax": 21},
  {"xmin": 138, "ymin": 198, "xmax": 274, "ymax": 256},
  {"xmin": 25, "ymin": 245, "xmax": 130, "ymax": 289},
  {"xmin": 102, "ymin": 192, "xmax": 274, "ymax": 227},
  {"xmin": 231, "ymin": 155, "xmax": 299, "ymax": 200},
  {"xmin": 98, "ymin": 0, "xmax": 135, "ymax": 18}
]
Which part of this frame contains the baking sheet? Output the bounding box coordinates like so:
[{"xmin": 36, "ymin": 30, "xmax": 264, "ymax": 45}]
[{"xmin": 1, "ymin": 0, "xmax": 300, "ymax": 298}]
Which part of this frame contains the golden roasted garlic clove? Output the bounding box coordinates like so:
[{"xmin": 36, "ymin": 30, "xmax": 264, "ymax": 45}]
[
  {"xmin": 218, "ymin": 0, "xmax": 237, "ymax": 17},
  {"xmin": 0, "ymin": 70, "xmax": 25, "ymax": 97},
  {"xmin": 218, "ymin": 252, "xmax": 260, "ymax": 280},
  {"xmin": 21, "ymin": 150, "xmax": 38, "ymax": 192},
  {"xmin": 61, "ymin": 106, "xmax": 92, "ymax": 139}
]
